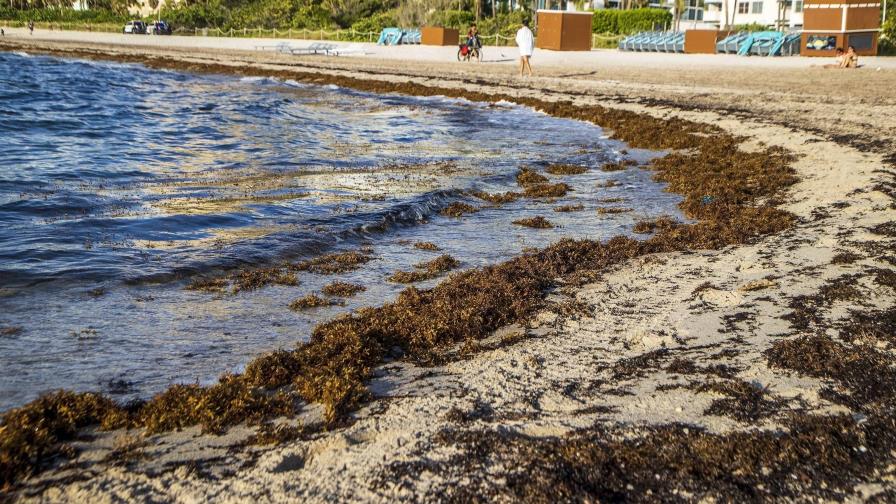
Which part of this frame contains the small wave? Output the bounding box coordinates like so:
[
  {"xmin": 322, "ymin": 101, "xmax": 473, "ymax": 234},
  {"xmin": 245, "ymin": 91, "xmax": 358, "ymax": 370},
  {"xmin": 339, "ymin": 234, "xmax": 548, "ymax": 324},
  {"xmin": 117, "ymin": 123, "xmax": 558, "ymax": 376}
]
[
  {"xmin": 240, "ymin": 76, "xmax": 276, "ymax": 84},
  {"xmin": 12, "ymin": 51, "xmax": 30, "ymax": 58}
]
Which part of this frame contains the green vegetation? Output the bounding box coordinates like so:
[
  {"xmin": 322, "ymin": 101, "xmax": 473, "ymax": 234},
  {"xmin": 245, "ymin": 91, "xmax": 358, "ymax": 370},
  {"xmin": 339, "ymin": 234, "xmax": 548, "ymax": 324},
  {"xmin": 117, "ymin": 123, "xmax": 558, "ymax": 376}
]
[
  {"xmin": 0, "ymin": 2, "xmax": 669, "ymax": 43},
  {"xmin": 732, "ymin": 22, "xmax": 771, "ymax": 32},
  {"xmin": 590, "ymin": 8, "xmax": 672, "ymax": 35},
  {"xmin": 881, "ymin": 0, "xmax": 895, "ymax": 55}
]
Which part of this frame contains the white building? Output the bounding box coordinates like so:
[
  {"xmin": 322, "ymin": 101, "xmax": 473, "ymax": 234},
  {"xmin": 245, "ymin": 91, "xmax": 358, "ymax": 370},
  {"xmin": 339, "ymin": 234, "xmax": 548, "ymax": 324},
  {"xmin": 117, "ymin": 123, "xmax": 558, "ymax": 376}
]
[{"xmin": 668, "ymin": 0, "xmax": 805, "ymax": 30}]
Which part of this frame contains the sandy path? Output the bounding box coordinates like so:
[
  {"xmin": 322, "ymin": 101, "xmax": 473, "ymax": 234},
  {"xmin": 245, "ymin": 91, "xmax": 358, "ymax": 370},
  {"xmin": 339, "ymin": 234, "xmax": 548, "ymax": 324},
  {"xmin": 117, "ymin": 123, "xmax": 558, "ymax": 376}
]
[{"xmin": 1, "ymin": 35, "xmax": 895, "ymax": 502}]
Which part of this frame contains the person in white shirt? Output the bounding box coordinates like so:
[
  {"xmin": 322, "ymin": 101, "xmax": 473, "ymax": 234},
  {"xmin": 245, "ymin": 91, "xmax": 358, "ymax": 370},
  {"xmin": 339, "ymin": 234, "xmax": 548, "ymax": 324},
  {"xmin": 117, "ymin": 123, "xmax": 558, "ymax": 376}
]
[{"xmin": 515, "ymin": 19, "xmax": 534, "ymax": 77}]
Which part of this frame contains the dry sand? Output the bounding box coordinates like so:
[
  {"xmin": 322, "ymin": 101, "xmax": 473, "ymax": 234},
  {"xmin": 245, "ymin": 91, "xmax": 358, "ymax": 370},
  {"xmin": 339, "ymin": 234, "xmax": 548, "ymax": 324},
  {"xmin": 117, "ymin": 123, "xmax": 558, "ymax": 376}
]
[{"xmin": 2, "ymin": 32, "xmax": 895, "ymax": 502}]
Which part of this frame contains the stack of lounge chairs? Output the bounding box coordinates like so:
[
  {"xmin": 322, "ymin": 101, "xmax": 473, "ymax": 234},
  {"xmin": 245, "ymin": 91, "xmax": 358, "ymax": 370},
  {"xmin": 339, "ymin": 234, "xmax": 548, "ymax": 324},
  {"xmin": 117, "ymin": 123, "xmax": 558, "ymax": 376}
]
[
  {"xmin": 717, "ymin": 31, "xmax": 802, "ymax": 56},
  {"xmin": 376, "ymin": 28, "xmax": 421, "ymax": 46},
  {"xmin": 618, "ymin": 31, "xmax": 685, "ymax": 53}
]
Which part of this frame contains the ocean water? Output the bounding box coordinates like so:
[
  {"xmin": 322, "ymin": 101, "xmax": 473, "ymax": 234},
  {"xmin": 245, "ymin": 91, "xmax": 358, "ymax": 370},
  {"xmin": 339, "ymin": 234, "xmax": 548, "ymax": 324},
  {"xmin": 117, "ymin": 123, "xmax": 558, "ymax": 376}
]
[{"xmin": 0, "ymin": 51, "xmax": 682, "ymax": 411}]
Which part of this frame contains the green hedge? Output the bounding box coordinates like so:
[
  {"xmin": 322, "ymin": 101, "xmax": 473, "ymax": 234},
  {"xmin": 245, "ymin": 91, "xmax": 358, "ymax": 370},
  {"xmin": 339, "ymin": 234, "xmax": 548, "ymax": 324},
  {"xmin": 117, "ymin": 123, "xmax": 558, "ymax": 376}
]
[
  {"xmin": 591, "ymin": 8, "xmax": 671, "ymax": 35},
  {"xmin": 732, "ymin": 22, "xmax": 770, "ymax": 32}
]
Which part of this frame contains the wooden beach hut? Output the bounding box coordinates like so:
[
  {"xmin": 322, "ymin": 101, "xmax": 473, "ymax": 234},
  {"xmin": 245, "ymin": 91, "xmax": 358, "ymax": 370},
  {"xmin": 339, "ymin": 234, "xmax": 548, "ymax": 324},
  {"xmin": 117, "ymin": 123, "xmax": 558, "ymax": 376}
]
[
  {"xmin": 535, "ymin": 10, "xmax": 594, "ymax": 51},
  {"xmin": 800, "ymin": 0, "xmax": 882, "ymax": 56}
]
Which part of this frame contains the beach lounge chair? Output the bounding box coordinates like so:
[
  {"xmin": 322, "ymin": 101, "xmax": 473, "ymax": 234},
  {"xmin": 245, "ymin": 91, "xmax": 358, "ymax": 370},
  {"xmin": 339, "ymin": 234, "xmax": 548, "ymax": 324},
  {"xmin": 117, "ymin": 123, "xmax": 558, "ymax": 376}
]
[
  {"xmin": 377, "ymin": 28, "xmax": 403, "ymax": 45},
  {"xmin": 254, "ymin": 41, "xmax": 293, "ymax": 52},
  {"xmin": 329, "ymin": 43, "xmax": 367, "ymax": 56},
  {"xmin": 286, "ymin": 42, "xmax": 337, "ymax": 55}
]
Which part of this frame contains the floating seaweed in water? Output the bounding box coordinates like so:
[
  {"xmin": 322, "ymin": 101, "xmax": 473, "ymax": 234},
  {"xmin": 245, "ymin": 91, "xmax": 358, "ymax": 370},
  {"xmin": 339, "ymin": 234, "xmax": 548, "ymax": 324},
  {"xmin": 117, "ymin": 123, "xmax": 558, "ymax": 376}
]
[
  {"xmin": 516, "ymin": 167, "xmax": 549, "ymax": 186},
  {"xmin": 388, "ymin": 255, "xmax": 460, "ymax": 283},
  {"xmin": 554, "ymin": 204, "xmax": 585, "ymax": 213},
  {"xmin": 597, "ymin": 180, "xmax": 620, "ymax": 188},
  {"xmin": 523, "ymin": 183, "xmax": 570, "ymax": 198},
  {"xmin": 470, "ymin": 190, "xmax": 520, "ymax": 205},
  {"xmin": 291, "ymin": 251, "xmax": 373, "ymax": 275},
  {"xmin": 513, "ymin": 216, "xmax": 555, "ymax": 229},
  {"xmin": 186, "ymin": 277, "xmax": 228, "ymax": 293},
  {"xmin": 321, "ymin": 281, "xmax": 366, "ymax": 298},
  {"xmin": 597, "ymin": 197, "xmax": 626, "ymax": 204},
  {"xmin": 290, "ymin": 294, "xmax": 341, "ymax": 310},
  {"xmin": 597, "ymin": 207, "xmax": 633, "ymax": 215},
  {"xmin": 545, "ymin": 164, "xmax": 588, "ymax": 175},
  {"xmin": 440, "ymin": 202, "xmax": 478, "ymax": 217},
  {"xmin": 232, "ymin": 268, "xmax": 298, "ymax": 293},
  {"xmin": 413, "ymin": 241, "xmax": 440, "ymax": 251}
]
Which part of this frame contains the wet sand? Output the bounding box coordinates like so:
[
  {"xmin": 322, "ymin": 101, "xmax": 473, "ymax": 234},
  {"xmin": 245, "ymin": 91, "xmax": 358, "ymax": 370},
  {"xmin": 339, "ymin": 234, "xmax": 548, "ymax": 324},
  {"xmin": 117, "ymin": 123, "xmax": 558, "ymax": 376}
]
[{"xmin": 2, "ymin": 33, "xmax": 896, "ymax": 502}]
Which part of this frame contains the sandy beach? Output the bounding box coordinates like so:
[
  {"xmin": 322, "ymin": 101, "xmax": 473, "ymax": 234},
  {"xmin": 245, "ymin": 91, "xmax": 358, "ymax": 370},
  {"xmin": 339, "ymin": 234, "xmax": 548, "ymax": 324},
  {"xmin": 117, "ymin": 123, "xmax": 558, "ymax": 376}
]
[{"xmin": 1, "ymin": 30, "xmax": 895, "ymax": 502}]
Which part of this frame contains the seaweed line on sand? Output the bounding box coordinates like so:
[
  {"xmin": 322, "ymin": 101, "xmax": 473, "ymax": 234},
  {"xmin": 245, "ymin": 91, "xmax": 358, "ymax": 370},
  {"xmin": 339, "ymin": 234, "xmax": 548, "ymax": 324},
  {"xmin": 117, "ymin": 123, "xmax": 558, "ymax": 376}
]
[{"xmin": 0, "ymin": 52, "xmax": 801, "ymax": 491}]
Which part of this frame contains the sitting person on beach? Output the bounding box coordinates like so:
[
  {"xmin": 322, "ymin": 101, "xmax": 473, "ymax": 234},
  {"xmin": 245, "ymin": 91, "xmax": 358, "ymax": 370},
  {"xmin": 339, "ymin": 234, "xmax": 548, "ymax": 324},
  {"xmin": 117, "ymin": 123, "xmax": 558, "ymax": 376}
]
[
  {"xmin": 822, "ymin": 48, "xmax": 846, "ymax": 69},
  {"xmin": 844, "ymin": 45, "xmax": 859, "ymax": 68}
]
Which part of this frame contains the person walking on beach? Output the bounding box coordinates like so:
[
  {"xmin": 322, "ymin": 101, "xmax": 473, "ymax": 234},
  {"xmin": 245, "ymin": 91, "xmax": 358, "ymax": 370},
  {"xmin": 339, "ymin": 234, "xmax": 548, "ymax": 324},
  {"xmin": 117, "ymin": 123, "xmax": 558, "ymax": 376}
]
[
  {"xmin": 516, "ymin": 19, "xmax": 534, "ymax": 78},
  {"xmin": 28, "ymin": 20, "xmax": 34, "ymax": 36}
]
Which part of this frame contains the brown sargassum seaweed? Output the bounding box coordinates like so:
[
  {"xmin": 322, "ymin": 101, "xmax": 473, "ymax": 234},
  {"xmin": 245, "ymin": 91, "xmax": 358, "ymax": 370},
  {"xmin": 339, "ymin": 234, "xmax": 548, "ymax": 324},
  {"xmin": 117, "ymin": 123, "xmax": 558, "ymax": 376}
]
[
  {"xmin": 0, "ymin": 56, "xmax": 803, "ymax": 490},
  {"xmin": 321, "ymin": 281, "xmax": 366, "ymax": 298},
  {"xmin": 387, "ymin": 255, "xmax": 460, "ymax": 284},
  {"xmin": 440, "ymin": 202, "xmax": 478, "ymax": 217},
  {"xmin": 512, "ymin": 216, "xmax": 555, "ymax": 229},
  {"xmin": 544, "ymin": 164, "xmax": 588, "ymax": 175}
]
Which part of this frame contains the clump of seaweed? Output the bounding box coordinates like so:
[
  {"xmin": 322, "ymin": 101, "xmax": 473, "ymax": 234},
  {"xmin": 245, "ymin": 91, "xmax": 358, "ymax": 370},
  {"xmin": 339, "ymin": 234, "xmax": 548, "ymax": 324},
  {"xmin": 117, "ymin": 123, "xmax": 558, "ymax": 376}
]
[
  {"xmin": 523, "ymin": 183, "xmax": 570, "ymax": 198},
  {"xmin": 321, "ymin": 281, "xmax": 366, "ymax": 298},
  {"xmin": 137, "ymin": 375, "xmax": 294, "ymax": 435},
  {"xmin": 600, "ymin": 160, "xmax": 635, "ymax": 172},
  {"xmin": 440, "ymin": 202, "xmax": 479, "ymax": 217},
  {"xmin": 831, "ymin": 251, "xmax": 863, "ymax": 264},
  {"xmin": 554, "ymin": 204, "xmax": 584, "ymax": 213},
  {"xmin": 0, "ymin": 391, "xmax": 125, "ymax": 486},
  {"xmin": 512, "ymin": 217, "xmax": 555, "ymax": 229},
  {"xmin": 0, "ymin": 326, "xmax": 23, "ymax": 337},
  {"xmin": 290, "ymin": 294, "xmax": 340, "ymax": 310},
  {"xmin": 597, "ymin": 180, "xmax": 620, "ymax": 188},
  {"xmin": 766, "ymin": 334, "xmax": 896, "ymax": 412},
  {"xmin": 872, "ymin": 267, "xmax": 896, "ymax": 289},
  {"xmin": 186, "ymin": 277, "xmax": 228, "ymax": 293},
  {"xmin": 597, "ymin": 197, "xmax": 625, "ymax": 204},
  {"xmin": 388, "ymin": 411, "xmax": 893, "ymax": 501},
  {"xmin": 700, "ymin": 380, "xmax": 785, "ymax": 422},
  {"xmin": 632, "ymin": 216, "xmax": 679, "ymax": 234},
  {"xmin": 388, "ymin": 254, "xmax": 460, "ymax": 283},
  {"xmin": 232, "ymin": 268, "xmax": 298, "ymax": 293},
  {"xmin": 545, "ymin": 164, "xmax": 588, "ymax": 175},
  {"xmin": 291, "ymin": 251, "xmax": 373, "ymax": 275},
  {"xmin": 516, "ymin": 168, "xmax": 548, "ymax": 186},
  {"xmin": 413, "ymin": 241, "xmax": 440, "ymax": 251},
  {"xmin": 597, "ymin": 207, "xmax": 633, "ymax": 215},
  {"xmin": 470, "ymin": 191, "xmax": 520, "ymax": 204}
]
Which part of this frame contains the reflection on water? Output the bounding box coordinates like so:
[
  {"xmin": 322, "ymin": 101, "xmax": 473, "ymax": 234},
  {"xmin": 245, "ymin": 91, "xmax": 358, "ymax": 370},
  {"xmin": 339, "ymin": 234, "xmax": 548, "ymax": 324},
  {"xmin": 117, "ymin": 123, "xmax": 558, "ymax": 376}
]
[{"xmin": 0, "ymin": 52, "xmax": 682, "ymax": 411}]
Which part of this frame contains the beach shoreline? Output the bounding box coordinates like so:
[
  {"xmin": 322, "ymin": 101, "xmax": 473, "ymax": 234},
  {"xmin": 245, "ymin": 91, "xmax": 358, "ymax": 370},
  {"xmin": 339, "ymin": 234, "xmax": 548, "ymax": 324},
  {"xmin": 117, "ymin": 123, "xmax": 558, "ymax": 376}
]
[{"xmin": 1, "ymin": 34, "xmax": 895, "ymax": 501}]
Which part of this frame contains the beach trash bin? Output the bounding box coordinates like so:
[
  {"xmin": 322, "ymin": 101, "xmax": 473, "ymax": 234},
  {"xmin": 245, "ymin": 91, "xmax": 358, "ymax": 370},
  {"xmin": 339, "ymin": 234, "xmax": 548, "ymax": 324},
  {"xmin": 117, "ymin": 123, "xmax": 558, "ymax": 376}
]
[
  {"xmin": 421, "ymin": 26, "xmax": 459, "ymax": 46},
  {"xmin": 535, "ymin": 10, "xmax": 594, "ymax": 51}
]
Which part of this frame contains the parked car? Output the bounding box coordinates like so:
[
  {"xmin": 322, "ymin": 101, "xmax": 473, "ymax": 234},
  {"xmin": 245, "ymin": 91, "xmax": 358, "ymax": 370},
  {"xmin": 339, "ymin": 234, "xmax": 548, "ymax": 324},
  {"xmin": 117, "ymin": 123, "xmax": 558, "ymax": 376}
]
[
  {"xmin": 146, "ymin": 21, "xmax": 172, "ymax": 35},
  {"xmin": 123, "ymin": 21, "xmax": 147, "ymax": 34}
]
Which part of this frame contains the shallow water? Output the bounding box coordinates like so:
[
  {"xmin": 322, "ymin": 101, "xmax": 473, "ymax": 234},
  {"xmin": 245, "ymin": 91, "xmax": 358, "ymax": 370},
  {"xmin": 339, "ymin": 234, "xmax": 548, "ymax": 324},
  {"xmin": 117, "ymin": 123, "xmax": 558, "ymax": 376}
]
[{"xmin": 0, "ymin": 52, "xmax": 682, "ymax": 411}]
